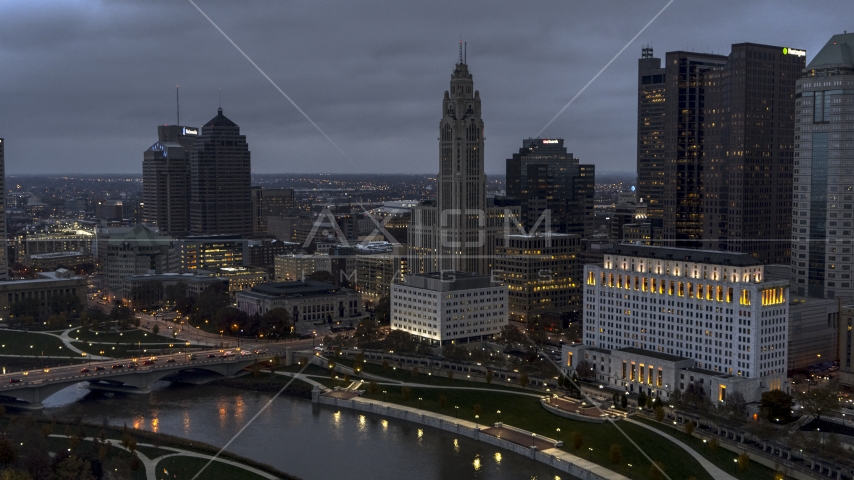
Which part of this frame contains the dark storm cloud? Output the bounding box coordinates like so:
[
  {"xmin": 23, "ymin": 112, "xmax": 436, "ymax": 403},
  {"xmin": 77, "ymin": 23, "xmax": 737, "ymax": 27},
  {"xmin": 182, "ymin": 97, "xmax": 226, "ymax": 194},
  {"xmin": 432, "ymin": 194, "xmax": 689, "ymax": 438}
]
[{"xmin": 0, "ymin": 0, "xmax": 848, "ymax": 175}]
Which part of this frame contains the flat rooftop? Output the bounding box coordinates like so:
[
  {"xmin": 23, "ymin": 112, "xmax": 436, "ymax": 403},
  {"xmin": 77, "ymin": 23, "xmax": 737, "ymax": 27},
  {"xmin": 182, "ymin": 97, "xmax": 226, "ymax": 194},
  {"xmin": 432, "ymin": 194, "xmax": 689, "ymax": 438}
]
[
  {"xmin": 618, "ymin": 347, "xmax": 688, "ymax": 363},
  {"xmin": 248, "ymin": 280, "xmax": 350, "ymax": 297},
  {"xmin": 610, "ymin": 245, "xmax": 762, "ymax": 267}
]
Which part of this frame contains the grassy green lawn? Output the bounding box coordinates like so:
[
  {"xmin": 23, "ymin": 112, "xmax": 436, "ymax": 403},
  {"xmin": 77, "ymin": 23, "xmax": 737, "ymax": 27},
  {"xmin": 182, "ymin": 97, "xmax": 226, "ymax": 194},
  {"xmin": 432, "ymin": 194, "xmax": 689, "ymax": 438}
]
[
  {"xmin": 334, "ymin": 356, "xmax": 532, "ymax": 392},
  {"xmin": 134, "ymin": 444, "xmax": 173, "ymax": 460},
  {"xmin": 634, "ymin": 416, "xmax": 778, "ymax": 480},
  {"xmin": 69, "ymin": 327, "xmax": 173, "ymax": 344},
  {"xmin": 359, "ymin": 383, "xmax": 775, "ymax": 480},
  {"xmin": 0, "ymin": 330, "xmax": 70, "ymax": 356},
  {"xmin": 156, "ymin": 456, "xmax": 269, "ymax": 480}
]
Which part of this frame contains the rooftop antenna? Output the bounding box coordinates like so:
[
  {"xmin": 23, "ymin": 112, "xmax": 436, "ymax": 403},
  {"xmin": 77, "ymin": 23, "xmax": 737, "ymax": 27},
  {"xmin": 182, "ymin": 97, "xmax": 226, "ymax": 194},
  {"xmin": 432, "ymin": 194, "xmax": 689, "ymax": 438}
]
[
  {"xmin": 218, "ymin": 88, "xmax": 222, "ymax": 109},
  {"xmin": 459, "ymin": 37, "xmax": 463, "ymax": 64},
  {"xmin": 464, "ymin": 42, "xmax": 467, "ymax": 64},
  {"xmin": 176, "ymin": 85, "xmax": 180, "ymax": 125}
]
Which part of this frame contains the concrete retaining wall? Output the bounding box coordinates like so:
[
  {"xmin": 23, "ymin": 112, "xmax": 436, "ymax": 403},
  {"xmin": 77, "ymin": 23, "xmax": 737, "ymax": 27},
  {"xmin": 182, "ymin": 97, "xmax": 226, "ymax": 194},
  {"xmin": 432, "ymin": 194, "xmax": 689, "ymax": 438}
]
[
  {"xmin": 315, "ymin": 394, "xmax": 624, "ymax": 480},
  {"xmin": 541, "ymin": 399, "xmax": 607, "ymax": 424}
]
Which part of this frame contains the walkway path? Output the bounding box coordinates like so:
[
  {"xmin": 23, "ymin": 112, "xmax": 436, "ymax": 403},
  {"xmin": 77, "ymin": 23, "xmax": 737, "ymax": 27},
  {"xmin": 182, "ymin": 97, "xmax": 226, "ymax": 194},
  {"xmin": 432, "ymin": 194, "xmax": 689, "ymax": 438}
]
[
  {"xmin": 624, "ymin": 418, "xmax": 737, "ymax": 480},
  {"xmin": 48, "ymin": 434, "xmax": 279, "ymax": 480}
]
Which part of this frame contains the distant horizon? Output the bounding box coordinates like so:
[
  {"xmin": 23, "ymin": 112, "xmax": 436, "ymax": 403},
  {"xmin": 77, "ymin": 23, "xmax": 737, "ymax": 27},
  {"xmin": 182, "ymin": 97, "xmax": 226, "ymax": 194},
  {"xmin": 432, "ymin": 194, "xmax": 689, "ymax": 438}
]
[{"xmin": 3, "ymin": 170, "xmax": 638, "ymax": 177}]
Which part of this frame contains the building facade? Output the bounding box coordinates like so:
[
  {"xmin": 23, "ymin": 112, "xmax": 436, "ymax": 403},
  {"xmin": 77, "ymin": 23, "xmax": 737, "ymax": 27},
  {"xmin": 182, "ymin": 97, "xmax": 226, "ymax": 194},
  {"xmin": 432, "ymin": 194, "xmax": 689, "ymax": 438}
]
[
  {"xmin": 174, "ymin": 236, "xmax": 247, "ymax": 273},
  {"xmin": 495, "ymin": 233, "xmax": 581, "ymax": 323},
  {"xmin": 505, "ymin": 138, "xmax": 595, "ymax": 237},
  {"xmin": 662, "ymin": 51, "xmax": 728, "ymax": 247},
  {"xmin": 189, "ymin": 108, "xmax": 252, "ymax": 236},
  {"xmin": 0, "ymin": 270, "xmax": 87, "ymax": 322},
  {"xmin": 235, "ymin": 280, "xmax": 362, "ymax": 323},
  {"xmin": 637, "ymin": 47, "xmax": 666, "ymax": 219},
  {"xmin": 703, "ymin": 43, "xmax": 803, "ymax": 264},
  {"xmin": 391, "ymin": 271, "xmax": 508, "ymax": 346},
  {"xmin": 251, "ymin": 187, "xmax": 296, "ymax": 235},
  {"xmin": 142, "ymin": 125, "xmax": 198, "ymax": 236},
  {"xmin": 582, "ymin": 245, "xmax": 789, "ymax": 397},
  {"xmin": 0, "ymin": 138, "xmax": 7, "ymax": 281},
  {"xmin": 104, "ymin": 225, "xmax": 177, "ymax": 300},
  {"xmin": 407, "ymin": 53, "xmax": 518, "ymax": 275},
  {"xmin": 274, "ymin": 253, "xmax": 328, "ymax": 281},
  {"xmin": 791, "ymin": 33, "xmax": 854, "ymax": 301}
]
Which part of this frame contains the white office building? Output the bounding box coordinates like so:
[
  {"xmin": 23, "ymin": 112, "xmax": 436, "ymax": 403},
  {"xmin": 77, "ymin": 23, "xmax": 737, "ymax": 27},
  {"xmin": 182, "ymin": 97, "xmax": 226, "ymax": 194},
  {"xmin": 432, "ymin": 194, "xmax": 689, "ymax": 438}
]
[
  {"xmin": 391, "ymin": 271, "xmax": 508, "ymax": 346},
  {"xmin": 569, "ymin": 245, "xmax": 790, "ymax": 402}
]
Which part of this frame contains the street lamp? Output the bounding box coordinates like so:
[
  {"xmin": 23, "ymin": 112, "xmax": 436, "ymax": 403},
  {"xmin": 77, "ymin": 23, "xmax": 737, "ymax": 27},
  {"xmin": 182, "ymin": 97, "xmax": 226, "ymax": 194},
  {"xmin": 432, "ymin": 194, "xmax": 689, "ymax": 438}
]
[
  {"xmin": 497, "ymin": 410, "xmax": 501, "ymax": 424},
  {"xmin": 556, "ymin": 428, "xmax": 561, "ymax": 443},
  {"xmin": 419, "ymin": 397, "xmax": 423, "ymax": 409},
  {"xmin": 475, "ymin": 415, "xmax": 479, "ymax": 429},
  {"xmin": 383, "ymin": 390, "xmax": 387, "ymax": 401},
  {"xmin": 454, "ymin": 406, "xmax": 459, "ymax": 418},
  {"xmin": 532, "ymin": 433, "xmax": 536, "ymax": 448},
  {"xmin": 733, "ymin": 458, "xmax": 737, "ymax": 473}
]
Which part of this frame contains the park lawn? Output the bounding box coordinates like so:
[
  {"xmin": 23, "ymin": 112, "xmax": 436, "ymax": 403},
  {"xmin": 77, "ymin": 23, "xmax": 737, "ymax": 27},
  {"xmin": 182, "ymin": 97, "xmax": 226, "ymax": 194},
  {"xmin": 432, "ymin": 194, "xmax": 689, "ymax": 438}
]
[
  {"xmin": 0, "ymin": 330, "xmax": 70, "ymax": 356},
  {"xmin": 134, "ymin": 444, "xmax": 174, "ymax": 460},
  {"xmin": 634, "ymin": 416, "xmax": 779, "ymax": 480},
  {"xmin": 362, "ymin": 385, "xmax": 731, "ymax": 480},
  {"xmin": 334, "ymin": 356, "xmax": 535, "ymax": 392},
  {"xmin": 156, "ymin": 455, "xmax": 270, "ymax": 480},
  {"xmin": 69, "ymin": 327, "xmax": 173, "ymax": 344}
]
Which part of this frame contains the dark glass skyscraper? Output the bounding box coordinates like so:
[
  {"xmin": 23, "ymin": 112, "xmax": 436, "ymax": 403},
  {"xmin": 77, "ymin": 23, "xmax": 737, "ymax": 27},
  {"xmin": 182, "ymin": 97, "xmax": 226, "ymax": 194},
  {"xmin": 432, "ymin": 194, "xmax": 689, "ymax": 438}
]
[
  {"xmin": 189, "ymin": 108, "xmax": 252, "ymax": 236},
  {"xmin": 505, "ymin": 138, "xmax": 594, "ymax": 237},
  {"xmin": 703, "ymin": 43, "xmax": 803, "ymax": 265},
  {"xmin": 662, "ymin": 51, "xmax": 728, "ymax": 247},
  {"xmin": 792, "ymin": 33, "xmax": 854, "ymax": 300},
  {"xmin": 142, "ymin": 125, "xmax": 198, "ymax": 236},
  {"xmin": 637, "ymin": 47, "xmax": 666, "ymax": 218}
]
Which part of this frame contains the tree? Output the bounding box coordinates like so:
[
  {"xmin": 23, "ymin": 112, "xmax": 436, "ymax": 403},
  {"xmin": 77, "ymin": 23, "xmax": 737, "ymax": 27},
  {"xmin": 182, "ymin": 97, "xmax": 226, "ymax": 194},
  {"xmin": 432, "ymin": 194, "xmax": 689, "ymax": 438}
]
[
  {"xmin": 262, "ymin": 308, "xmax": 292, "ymax": 338},
  {"xmin": 411, "ymin": 367, "xmax": 419, "ymax": 378},
  {"xmin": 472, "ymin": 403, "xmax": 482, "ymax": 417},
  {"xmin": 654, "ymin": 405, "xmax": 665, "ymax": 422},
  {"xmin": 637, "ymin": 391, "xmax": 648, "ymax": 410},
  {"xmin": 401, "ymin": 386, "xmax": 412, "ymax": 402},
  {"xmin": 485, "ymin": 370, "xmax": 494, "ymax": 384},
  {"xmin": 737, "ymin": 453, "xmax": 750, "ymax": 471},
  {"xmin": 760, "ymin": 390, "xmax": 793, "ymax": 423},
  {"xmin": 447, "ymin": 371, "xmax": 454, "ymax": 380},
  {"xmin": 355, "ymin": 318, "xmax": 379, "ymax": 346},
  {"xmin": 725, "ymin": 390, "xmax": 748, "ymax": 420},
  {"xmin": 649, "ymin": 461, "xmax": 666, "ymax": 480},
  {"xmin": 381, "ymin": 360, "xmax": 389, "ymax": 372},
  {"xmin": 570, "ymin": 431, "xmax": 583, "ymax": 450},
  {"xmin": 50, "ymin": 455, "xmax": 96, "ymax": 480},
  {"xmin": 374, "ymin": 295, "xmax": 390, "ymax": 325},
  {"xmin": 794, "ymin": 382, "xmax": 839, "ymax": 424},
  {"xmin": 620, "ymin": 394, "xmax": 628, "ymax": 409},
  {"xmin": 192, "ymin": 282, "xmax": 229, "ymax": 323},
  {"xmin": 164, "ymin": 282, "xmax": 188, "ymax": 305},
  {"xmin": 215, "ymin": 307, "xmax": 248, "ymax": 334},
  {"xmin": 497, "ymin": 324, "xmax": 527, "ymax": 346},
  {"xmin": 684, "ymin": 421, "xmax": 695, "ymax": 436},
  {"xmin": 0, "ymin": 437, "xmax": 17, "ymax": 467},
  {"xmin": 518, "ymin": 374, "xmax": 530, "ymax": 388},
  {"xmin": 151, "ymin": 324, "xmax": 159, "ymax": 335},
  {"xmin": 367, "ymin": 381, "xmax": 378, "ymax": 394},
  {"xmin": 1, "ymin": 470, "xmax": 33, "ymax": 480},
  {"xmin": 709, "ymin": 438, "xmax": 719, "ymax": 452},
  {"xmin": 10, "ymin": 298, "xmax": 42, "ymax": 323},
  {"xmin": 609, "ymin": 444, "xmax": 622, "ymax": 464},
  {"xmin": 438, "ymin": 395, "xmax": 448, "ymax": 408}
]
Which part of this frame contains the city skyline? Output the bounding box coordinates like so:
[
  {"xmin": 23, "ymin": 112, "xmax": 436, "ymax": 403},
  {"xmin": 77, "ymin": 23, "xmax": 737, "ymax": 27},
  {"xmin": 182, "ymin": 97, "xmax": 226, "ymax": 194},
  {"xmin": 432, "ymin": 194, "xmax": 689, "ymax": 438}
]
[{"xmin": 0, "ymin": 1, "xmax": 849, "ymax": 175}]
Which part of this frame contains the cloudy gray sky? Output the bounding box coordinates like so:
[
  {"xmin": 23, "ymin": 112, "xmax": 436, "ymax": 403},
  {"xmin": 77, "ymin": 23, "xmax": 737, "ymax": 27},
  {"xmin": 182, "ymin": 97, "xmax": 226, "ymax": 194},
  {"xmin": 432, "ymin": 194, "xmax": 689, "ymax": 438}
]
[{"xmin": 0, "ymin": 1, "xmax": 848, "ymax": 175}]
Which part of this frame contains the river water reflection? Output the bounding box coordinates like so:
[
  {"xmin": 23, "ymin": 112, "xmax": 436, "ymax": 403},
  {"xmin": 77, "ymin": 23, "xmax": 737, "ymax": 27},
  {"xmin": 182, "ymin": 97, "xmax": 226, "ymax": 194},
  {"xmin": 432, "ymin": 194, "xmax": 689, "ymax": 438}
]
[{"xmin": 42, "ymin": 382, "xmax": 571, "ymax": 480}]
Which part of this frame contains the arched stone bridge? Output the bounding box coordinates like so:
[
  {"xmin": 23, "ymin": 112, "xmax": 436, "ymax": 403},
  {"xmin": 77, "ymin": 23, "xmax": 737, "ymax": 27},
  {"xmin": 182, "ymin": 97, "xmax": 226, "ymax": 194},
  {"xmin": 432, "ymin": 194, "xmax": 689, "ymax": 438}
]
[{"xmin": 0, "ymin": 351, "xmax": 273, "ymax": 408}]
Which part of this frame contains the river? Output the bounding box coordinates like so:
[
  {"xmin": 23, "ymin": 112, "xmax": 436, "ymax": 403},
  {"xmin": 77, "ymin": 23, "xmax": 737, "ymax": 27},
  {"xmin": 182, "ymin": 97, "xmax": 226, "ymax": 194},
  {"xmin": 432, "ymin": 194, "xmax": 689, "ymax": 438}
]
[{"xmin": 40, "ymin": 381, "xmax": 570, "ymax": 480}]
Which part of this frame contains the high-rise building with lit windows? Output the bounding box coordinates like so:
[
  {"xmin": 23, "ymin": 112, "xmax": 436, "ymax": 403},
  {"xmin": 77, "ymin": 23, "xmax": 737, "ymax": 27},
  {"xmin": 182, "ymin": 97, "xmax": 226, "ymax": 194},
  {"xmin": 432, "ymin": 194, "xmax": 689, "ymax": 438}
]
[
  {"xmin": 637, "ymin": 47, "xmax": 666, "ymax": 219},
  {"xmin": 143, "ymin": 125, "xmax": 198, "ymax": 236},
  {"xmin": 791, "ymin": 33, "xmax": 854, "ymax": 301},
  {"xmin": 570, "ymin": 245, "xmax": 789, "ymax": 401},
  {"xmin": 496, "ymin": 233, "xmax": 580, "ymax": 322}
]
